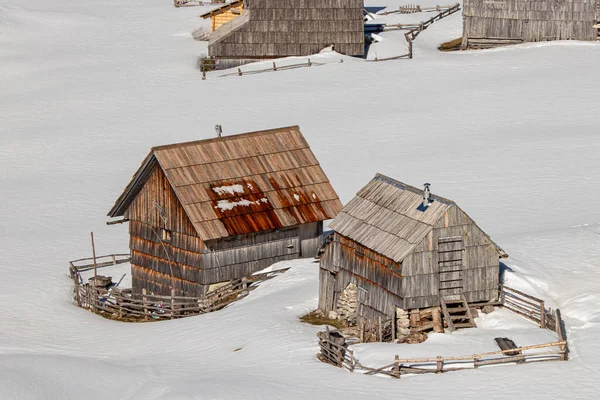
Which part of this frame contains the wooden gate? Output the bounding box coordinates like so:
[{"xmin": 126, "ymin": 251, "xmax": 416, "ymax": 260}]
[{"xmin": 438, "ymin": 236, "xmax": 464, "ymax": 298}]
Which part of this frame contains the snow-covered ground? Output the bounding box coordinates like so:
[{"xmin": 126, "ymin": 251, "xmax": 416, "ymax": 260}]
[{"xmin": 1, "ymin": 0, "xmax": 600, "ymax": 398}]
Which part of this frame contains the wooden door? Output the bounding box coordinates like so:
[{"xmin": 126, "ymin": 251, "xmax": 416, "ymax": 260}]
[{"xmin": 438, "ymin": 236, "xmax": 464, "ymax": 298}]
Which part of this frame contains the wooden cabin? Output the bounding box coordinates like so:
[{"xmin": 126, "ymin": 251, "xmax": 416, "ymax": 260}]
[
  {"xmin": 318, "ymin": 174, "xmax": 506, "ymax": 324},
  {"xmin": 462, "ymin": 0, "xmax": 600, "ymax": 49},
  {"xmin": 108, "ymin": 126, "xmax": 343, "ymax": 297},
  {"xmin": 199, "ymin": 0, "xmax": 245, "ymax": 32},
  {"xmin": 206, "ymin": 0, "xmax": 365, "ymax": 68}
]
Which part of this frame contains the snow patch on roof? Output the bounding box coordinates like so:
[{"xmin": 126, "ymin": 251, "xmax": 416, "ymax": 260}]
[
  {"xmin": 293, "ymin": 193, "xmax": 300, "ymax": 202},
  {"xmin": 213, "ymin": 184, "xmax": 245, "ymax": 196},
  {"xmin": 215, "ymin": 198, "xmax": 268, "ymax": 211}
]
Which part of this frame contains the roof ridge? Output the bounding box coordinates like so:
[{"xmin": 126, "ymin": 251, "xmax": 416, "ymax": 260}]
[
  {"xmin": 374, "ymin": 173, "xmax": 455, "ymax": 205},
  {"xmin": 151, "ymin": 125, "xmax": 301, "ymax": 152}
]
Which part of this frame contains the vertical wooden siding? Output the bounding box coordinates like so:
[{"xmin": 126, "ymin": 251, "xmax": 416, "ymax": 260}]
[
  {"xmin": 463, "ymin": 0, "xmax": 597, "ymax": 47},
  {"xmin": 319, "ymin": 205, "xmax": 500, "ymax": 321},
  {"xmin": 209, "ymin": 0, "xmax": 365, "ymax": 59},
  {"xmin": 125, "ymin": 165, "xmax": 207, "ymax": 296},
  {"xmin": 402, "ymin": 205, "xmax": 499, "ymax": 308},
  {"xmin": 319, "ymin": 233, "xmax": 404, "ymax": 320}
]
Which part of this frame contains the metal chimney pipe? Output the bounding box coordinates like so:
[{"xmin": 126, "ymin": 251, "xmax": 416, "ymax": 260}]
[{"xmin": 423, "ymin": 183, "xmax": 431, "ymax": 207}]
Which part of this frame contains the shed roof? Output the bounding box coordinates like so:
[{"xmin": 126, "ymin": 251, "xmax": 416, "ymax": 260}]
[
  {"xmin": 199, "ymin": 0, "xmax": 243, "ymax": 19},
  {"xmin": 329, "ymin": 174, "xmax": 500, "ymax": 262},
  {"xmin": 108, "ymin": 126, "xmax": 342, "ymax": 241}
]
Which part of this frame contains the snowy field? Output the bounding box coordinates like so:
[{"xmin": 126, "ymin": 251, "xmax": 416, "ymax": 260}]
[{"xmin": 2, "ymin": 0, "xmax": 600, "ymax": 398}]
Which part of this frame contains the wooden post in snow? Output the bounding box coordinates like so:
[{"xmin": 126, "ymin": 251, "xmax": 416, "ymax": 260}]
[
  {"xmin": 142, "ymin": 288, "xmax": 148, "ymax": 319},
  {"xmin": 540, "ymin": 300, "xmax": 546, "ymax": 328},
  {"xmin": 90, "ymin": 232, "xmax": 97, "ymax": 281},
  {"xmin": 171, "ymin": 289, "xmax": 176, "ymax": 319}
]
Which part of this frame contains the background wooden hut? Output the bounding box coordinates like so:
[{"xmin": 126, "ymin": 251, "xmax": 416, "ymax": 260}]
[
  {"xmin": 199, "ymin": 0, "xmax": 244, "ymax": 32},
  {"xmin": 318, "ymin": 174, "xmax": 506, "ymax": 324},
  {"xmin": 206, "ymin": 0, "xmax": 365, "ymax": 68},
  {"xmin": 462, "ymin": 0, "xmax": 600, "ymax": 49},
  {"xmin": 108, "ymin": 126, "xmax": 342, "ymax": 297}
]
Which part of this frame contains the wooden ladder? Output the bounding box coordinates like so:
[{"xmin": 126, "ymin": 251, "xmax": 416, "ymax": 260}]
[{"xmin": 440, "ymin": 294, "xmax": 477, "ymax": 332}]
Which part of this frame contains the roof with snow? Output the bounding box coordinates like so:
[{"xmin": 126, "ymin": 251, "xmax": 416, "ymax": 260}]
[
  {"xmin": 329, "ymin": 174, "xmax": 503, "ymax": 262},
  {"xmin": 108, "ymin": 126, "xmax": 342, "ymax": 241}
]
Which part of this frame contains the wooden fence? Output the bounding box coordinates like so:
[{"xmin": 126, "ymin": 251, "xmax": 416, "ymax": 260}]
[
  {"xmin": 367, "ymin": 3, "xmax": 461, "ymax": 62},
  {"xmin": 500, "ymin": 285, "xmax": 557, "ymax": 329},
  {"xmin": 319, "ymin": 308, "xmax": 567, "ymax": 378},
  {"xmin": 379, "ymin": 4, "xmax": 457, "ymax": 15},
  {"xmin": 212, "ymin": 59, "xmax": 326, "ymax": 79},
  {"xmin": 318, "ymin": 285, "xmax": 569, "ymax": 378},
  {"xmin": 70, "ymin": 254, "xmax": 288, "ymax": 321},
  {"xmin": 69, "ymin": 253, "xmax": 130, "ymax": 276}
]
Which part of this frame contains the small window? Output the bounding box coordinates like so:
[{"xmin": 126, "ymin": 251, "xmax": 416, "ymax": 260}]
[{"xmin": 161, "ymin": 228, "xmax": 172, "ymax": 242}]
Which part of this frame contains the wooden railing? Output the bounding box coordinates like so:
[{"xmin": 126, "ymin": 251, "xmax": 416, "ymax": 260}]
[
  {"xmin": 69, "ymin": 254, "xmax": 130, "ymax": 278},
  {"xmin": 367, "ymin": 3, "xmax": 461, "ymax": 62},
  {"xmin": 379, "ymin": 4, "xmax": 457, "ymax": 15},
  {"xmin": 69, "ymin": 254, "xmax": 288, "ymax": 321},
  {"xmin": 215, "ymin": 59, "xmax": 326, "ymax": 78},
  {"xmin": 500, "ymin": 285, "xmax": 555, "ymax": 329},
  {"xmin": 318, "ymin": 285, "xmax": 569, "ymax": 378},
  {"xmin": 318, "ymin": 308, "xmax": 567, "ymax": 378},
  {"xmin": 317, "ymin": 327, "xmax": 359, "ymax": 371}
]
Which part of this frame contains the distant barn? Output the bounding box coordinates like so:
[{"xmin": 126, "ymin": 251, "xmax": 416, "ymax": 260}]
[
  {"xmin": 205, "ymin": 0, "xmax": 365, "ymax": 68},
  {"xmin": 108, "ymin": 126, "xmax": 342, "ymax": 297},
  {"xmin": 318, "ymin": 174, "xmax": 506, "ymax": 323},
  {"xmin": 462, "ymin": 0, "xmax": 600, "ymax": 49}
]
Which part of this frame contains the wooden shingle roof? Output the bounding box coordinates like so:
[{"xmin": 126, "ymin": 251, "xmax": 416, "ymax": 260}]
[
  {"xmin": 109, "ymin": 126, "xmax": 343, "ymax": 241},
  {"xmin": 329, "ymin": 174, "xmax": 455, "ymax": 263}
]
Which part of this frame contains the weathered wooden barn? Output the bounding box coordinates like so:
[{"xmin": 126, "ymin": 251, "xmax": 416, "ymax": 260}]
[
  {"xmin": 462, "ymin": 0, "xmax": 600, "ymax": 49},
  {"xmin": 319, "ymin": 174, "xmax": 507, "ymax": 324},
  {"xmin": 199, "ymin": 0, "xmax": 244, "ymax": 32},
  {"xmin": 206, "ymin": 0, "xmax": 365, "ymax": 68},
  {"xmin": 108, "ymin": 126, "xmax": 343, "ymax": 297}
]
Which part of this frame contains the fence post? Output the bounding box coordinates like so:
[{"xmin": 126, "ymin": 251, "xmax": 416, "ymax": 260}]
[
  {"xmin": 118, "ymin": 298, "xmax": 123, "ymax": 319},
  {"xmin": 142, "ymin": 288, "xmax": 148, "ymax": 319},
  {"xmin": 73, "ymin": 281, "xmax": 81, "ymax": 307},
  {"xmin": 273, "ymin": 62, "xmax": 277, "ymax": 71},
  {"xmin": 237, "ymin": 68, "xmax": 242, "ymax": 76},
  {"xmin": 378, "ymin": 316, "xmax": 383, "ymax": 341},
  {"xmin": 394, "ymin": 355, "xmax": 400, "ymax": 378},
  {"xmin": 540, "ymin": 300, "xmax": 546, "ymax": 328},
  {"xmin": 171, "ymin": 289, "xmax": 176, "ymax": 319},
  {"xmin": 473, "ymin": 355, "xmax": 479, "ymax": 368},
  {"xmin": 436, "ymin": 356, "xmax": 443, "ymax": 373},
  {"xmin": 555, "ymin": 309, "xmax": 567, "ymax": 360},
  {"xmin": 307, "ymin": 58, "xmax": 312, "ymax": 67},
  {"xmin": 359, "ymin": 321, "xmax": 364, "ymax": 342},
  {"xmin": 90, "ymin": 286, "xmax": 97, "ymax": 313},
  {"xmin": 111, "ymin": 255, "xmax": 116, "ymax": 265},
  {"xmin": 408, "ymin": 39, "xmax": 413, "ymax": 59},
  {"xmin": 349, "ymin": 350, "xmax": 355, "ymax": 372}
]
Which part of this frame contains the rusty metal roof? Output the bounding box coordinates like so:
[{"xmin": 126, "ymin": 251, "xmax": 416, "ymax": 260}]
[{"xmin": 108, "ymin": 126, "xmax": 343, "ymax": 241}]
